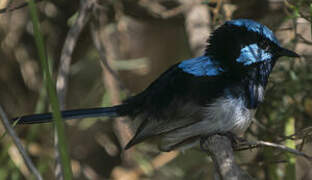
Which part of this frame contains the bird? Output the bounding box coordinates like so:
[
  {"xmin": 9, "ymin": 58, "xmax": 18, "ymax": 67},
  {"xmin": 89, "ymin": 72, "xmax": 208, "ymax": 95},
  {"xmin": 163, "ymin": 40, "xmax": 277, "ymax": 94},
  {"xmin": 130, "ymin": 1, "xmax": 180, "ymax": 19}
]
[{"xmin": 13, "ymin": 19, "xmax": 299, "ymax": 152}]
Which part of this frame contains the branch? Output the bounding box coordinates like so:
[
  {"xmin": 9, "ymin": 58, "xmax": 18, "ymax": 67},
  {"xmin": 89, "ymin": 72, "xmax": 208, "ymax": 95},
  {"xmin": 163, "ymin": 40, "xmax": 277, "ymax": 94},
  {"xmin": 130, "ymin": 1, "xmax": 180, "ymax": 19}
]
[
  {"xmin": 0, "ymin": 105, "xmax": 43, "ymax": 180},
  {"xmin": 201, "ymin": 135, "xmax": 253, "ymax": 180},
  {"xmin": 235, "ymin": 140, "xmax": 312, "ymax": 161}
]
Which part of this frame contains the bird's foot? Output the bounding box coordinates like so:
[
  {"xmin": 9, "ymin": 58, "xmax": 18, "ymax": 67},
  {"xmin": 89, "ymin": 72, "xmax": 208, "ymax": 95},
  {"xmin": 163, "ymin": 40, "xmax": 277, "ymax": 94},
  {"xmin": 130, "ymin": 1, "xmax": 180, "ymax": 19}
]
[
  {"xmin": 199, "ymin": 132, "xmax": 247, "ymax": 151},
  {"xmin": 217, "ymin": 132, "xmax": 247, "ymax": 148},
  {"xmin": 199, "ymin": 136, "xmax": 210, "ymax": 151}
]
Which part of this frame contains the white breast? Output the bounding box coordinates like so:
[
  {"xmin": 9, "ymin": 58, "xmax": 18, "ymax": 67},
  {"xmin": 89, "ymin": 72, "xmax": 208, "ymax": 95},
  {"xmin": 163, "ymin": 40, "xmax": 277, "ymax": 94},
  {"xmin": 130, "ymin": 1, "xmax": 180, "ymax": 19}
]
[{"xmin": 203, "ymin": 96, "xmax": 256, "ymax": 135}]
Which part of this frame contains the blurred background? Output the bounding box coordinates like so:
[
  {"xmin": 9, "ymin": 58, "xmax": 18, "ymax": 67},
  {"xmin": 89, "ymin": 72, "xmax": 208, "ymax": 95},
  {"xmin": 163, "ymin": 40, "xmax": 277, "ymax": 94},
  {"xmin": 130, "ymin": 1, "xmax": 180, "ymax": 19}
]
[{"xmin": 0, "ymin": 0, "xmax": 311, "ymax": 179}]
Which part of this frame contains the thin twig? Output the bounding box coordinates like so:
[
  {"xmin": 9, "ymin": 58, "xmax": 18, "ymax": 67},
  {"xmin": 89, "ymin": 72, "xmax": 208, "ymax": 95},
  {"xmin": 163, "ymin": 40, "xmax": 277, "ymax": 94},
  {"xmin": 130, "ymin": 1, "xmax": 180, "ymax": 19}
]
[
  {"xmin": 298, "ymin": 12, "xmax": 312, "ymax": 23},
  {"xmin": 277, "ymin": 126, "xmax": 312, "ymax": 142},
  {"xmin": 90, "ymin": 21, "xmax": 129, "ymax": 94},
  {"xmin": 235, "ymin": 140, "xmax": 312, "ymax": 161},
  {"xmin": 0, "ymin": 105, "xmax": 43, "ymax": 180},
  {"xmin": 56, "ymin": 0, "xmax": 95, "ymax": 107},
  {"xmin": 297, "ymin": 33, "xmax": 312, "ymax": 45},
  {"xmin": 284, "ymin": 0, "xmax": 312, "ymax": 23},
  {"xmin": 138, "ymin": 0, "xmax": 194, "ymax": 19},
  {"xmin": 0, "ymin": 0, "xmax": 43, "ymax": 14}
]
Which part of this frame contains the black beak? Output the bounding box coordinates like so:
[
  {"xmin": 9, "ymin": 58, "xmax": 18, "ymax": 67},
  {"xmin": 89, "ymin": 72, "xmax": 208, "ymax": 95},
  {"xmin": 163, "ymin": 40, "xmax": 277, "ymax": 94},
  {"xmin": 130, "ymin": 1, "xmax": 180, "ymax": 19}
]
[{"xmin": 278, "ymin": 47, "xmax": 300, "ymax": 58}]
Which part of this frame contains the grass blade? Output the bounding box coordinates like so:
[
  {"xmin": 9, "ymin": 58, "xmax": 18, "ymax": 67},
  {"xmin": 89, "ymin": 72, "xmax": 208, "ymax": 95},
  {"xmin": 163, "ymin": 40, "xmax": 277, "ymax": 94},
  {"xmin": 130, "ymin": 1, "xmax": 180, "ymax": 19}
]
[{"xmin": 27, "ymin": 0, "xmax": 72, "ymax": 179}]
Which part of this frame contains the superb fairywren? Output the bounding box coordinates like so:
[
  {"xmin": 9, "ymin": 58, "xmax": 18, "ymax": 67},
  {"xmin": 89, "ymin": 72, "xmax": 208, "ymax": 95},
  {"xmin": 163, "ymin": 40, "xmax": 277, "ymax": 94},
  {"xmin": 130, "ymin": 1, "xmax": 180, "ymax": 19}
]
[{"xmin": 13, "ymin": 19, "xmax": 299, "ymax": 152}]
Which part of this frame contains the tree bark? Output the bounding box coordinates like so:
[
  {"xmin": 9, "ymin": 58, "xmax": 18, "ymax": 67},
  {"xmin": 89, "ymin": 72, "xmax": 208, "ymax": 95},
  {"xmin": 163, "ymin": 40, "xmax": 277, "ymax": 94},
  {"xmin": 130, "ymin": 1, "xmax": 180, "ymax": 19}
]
[{"xmin": 201, "ymin": 135, "xmax": 253, "ymax": 180}]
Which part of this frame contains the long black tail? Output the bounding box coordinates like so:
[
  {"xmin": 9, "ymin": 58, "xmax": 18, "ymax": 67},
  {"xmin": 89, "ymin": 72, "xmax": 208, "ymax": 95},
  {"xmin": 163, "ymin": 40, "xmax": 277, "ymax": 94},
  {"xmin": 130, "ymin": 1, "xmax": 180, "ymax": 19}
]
[{"xmin": 13, "ymin": 105, "xmax": 124, "ymax": 124}]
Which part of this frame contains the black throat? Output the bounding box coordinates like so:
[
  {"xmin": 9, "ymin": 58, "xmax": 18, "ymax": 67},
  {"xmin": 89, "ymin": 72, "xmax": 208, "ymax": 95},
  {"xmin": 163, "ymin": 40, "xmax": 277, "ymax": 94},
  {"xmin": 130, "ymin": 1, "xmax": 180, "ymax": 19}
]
[{"xmin": 243, "ymin": 60, "xmax": 276, "ymax": 109}]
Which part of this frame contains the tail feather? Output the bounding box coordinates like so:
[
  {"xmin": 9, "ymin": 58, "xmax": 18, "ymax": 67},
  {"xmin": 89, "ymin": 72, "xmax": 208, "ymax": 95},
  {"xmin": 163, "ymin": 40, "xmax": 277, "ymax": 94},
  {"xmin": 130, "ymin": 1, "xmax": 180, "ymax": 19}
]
[{"xmin": 13, "ymin": 105, "xmax": 124, "ymax": 124}]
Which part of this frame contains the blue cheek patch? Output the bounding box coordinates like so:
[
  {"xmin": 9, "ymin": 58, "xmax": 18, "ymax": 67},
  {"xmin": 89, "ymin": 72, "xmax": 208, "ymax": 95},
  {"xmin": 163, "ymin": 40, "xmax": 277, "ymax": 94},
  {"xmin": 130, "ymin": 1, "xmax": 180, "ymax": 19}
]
[
  {"xmin": 236, "ymin": 43, "xmax": 272, "ymax": 66},
  {"xmin": 227, "ymin": 19, "xmax": 280, "ymax": 45},
  {"xmin": 178, "ymin": 56, "xmax": 224, "ymax": 76}
]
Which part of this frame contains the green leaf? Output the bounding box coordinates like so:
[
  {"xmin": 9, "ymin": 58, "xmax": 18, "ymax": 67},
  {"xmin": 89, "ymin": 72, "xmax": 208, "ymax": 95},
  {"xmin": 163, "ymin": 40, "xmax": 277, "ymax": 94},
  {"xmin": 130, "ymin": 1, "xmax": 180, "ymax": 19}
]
[{"xmin": 67, "ymin": 12, "xmax": 79, "ymax": 27}]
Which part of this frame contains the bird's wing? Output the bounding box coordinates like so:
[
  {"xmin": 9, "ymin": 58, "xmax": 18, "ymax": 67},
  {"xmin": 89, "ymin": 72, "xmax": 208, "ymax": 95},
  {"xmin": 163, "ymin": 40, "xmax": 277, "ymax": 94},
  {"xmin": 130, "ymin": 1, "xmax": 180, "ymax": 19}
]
[{"xmin": 124, "ymin": 59, "xmax": 227, "ymax": 149}]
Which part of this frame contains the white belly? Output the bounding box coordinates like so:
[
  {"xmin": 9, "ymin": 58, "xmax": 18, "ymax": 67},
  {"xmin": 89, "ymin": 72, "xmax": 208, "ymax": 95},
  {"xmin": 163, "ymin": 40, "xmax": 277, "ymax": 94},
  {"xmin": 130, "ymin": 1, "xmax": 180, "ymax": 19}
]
[{"xmin": 160, "ymin": 96, "xmax": 255, "ymax": 151}]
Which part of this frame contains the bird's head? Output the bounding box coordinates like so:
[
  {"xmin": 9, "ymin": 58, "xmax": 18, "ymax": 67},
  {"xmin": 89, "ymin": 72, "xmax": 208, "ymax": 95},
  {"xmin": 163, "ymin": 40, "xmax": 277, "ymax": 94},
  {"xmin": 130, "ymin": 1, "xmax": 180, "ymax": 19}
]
[{"xmin": 205, "ymin": 19, "xmax": 299, "ymax": 77}]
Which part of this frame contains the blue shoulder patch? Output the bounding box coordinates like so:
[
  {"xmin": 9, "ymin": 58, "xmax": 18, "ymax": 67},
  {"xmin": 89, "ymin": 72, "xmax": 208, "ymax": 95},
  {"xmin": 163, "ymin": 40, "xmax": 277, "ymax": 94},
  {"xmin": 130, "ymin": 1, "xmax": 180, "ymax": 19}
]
[
  {"xmin": 178, "ymin": 56, "xmax": 224, "ymax": 76},
  {"xmin": 236, "ymin": 43, "xmax": 272, "ymax": 65},
  {"xmin": 227, "ymin": 19, "xmax": 279, "ymax": 45}
]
